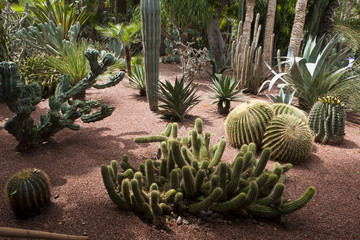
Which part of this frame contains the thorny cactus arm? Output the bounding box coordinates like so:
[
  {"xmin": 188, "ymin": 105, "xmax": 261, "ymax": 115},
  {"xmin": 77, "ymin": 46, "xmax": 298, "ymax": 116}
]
[{"xmin": 0, "ymin": 48, "xmax": 124, "ymax": 151}]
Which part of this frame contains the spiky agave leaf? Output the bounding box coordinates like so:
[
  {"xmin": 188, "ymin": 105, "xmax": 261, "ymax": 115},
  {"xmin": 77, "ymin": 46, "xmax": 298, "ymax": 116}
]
[{"xmin": 156, "ymin": 76, "xmax": 201, "ymax": 121}]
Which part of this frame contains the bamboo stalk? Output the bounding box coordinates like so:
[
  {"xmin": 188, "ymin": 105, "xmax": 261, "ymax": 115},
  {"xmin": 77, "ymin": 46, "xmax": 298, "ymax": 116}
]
[{"xmin": 0, "ymin": 227, "xmax": 88, "ymax": 240}]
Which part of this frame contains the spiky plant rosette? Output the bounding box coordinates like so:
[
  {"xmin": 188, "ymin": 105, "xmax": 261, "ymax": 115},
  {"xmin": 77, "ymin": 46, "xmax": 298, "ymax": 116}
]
[
  {"xmin": 272, "ymin": 103, "xmax": 307, "ymax": 122},
  {"xmin": 225, "ymin": 100, "xmax": 274, "ymax": 148},
  {"xmin": 308, "ymin": 95, "xmax": 345, "ymax": 144},
  {"xmin": 156, "ymin": 76, "xmax": 201, "ymax": 121},
  {"xmin": 262, "ymin": 114, "xmax": 313, "ymax": 163},
  {"xmin": 128, "ymin": 64, "xmax": 146, "ymax": 96},
  {"xmin": 207, "ymin": 74, "xmax": 244, "ymax": 108},
  {"xmin": 5, "ymin": 168, "xmax": 51, "ymax": 217}
]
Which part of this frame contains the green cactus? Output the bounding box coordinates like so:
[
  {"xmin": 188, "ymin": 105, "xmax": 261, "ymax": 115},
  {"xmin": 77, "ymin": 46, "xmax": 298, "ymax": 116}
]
[
  {"xmin": 5, "ymin": 168, "xmax": 51, "ymax": 217},
  {"xmin": 0, "ymin": 49, "xmax": 124, "ymax": 152},
  {"xmin": 140, "ymin": 0, "xmax": 161, "ymax": 111},
  {"xmin": 101, "ymin": 118, "xmax": 315, "ymax": 223},
  {"xmin": 262, "ymin": 114, "xmax": 313, "ymax": 163},
  {"xmin": 308, "ymin": 96, "xmax": 345, "ymax": 144},
  {"xmin": 272, "ymin": 103, "xmax": 307, "ymax": 122},
  {"xmin": 226, "ymin": 100, "xmax": 274, "ymax": 148}
]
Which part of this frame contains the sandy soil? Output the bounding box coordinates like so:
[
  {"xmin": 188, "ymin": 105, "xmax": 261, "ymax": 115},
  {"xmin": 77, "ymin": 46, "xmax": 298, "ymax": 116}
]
[{"xmin": 0, "ymin": 63, "xmax": 359, "ymax": 240}]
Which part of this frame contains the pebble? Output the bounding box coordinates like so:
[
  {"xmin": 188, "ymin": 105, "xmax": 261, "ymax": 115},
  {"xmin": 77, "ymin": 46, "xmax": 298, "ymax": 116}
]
[
  {"xmin": 83, "ymin": 232, "xmax": 87, "ymax": 236},
  {"xmin": 205, "ymin": 210, "xmax": 213, "ymax": 216},
  {"xmin": 197, "ymin": 218, "xmax": 203, "ymax": 225},
  {"xmin": 82, "ymin": 222, "xmax": 85, "ymax": 225},
  {"xmin": 252, "ymin": 219, "xmax": 259, "ymax": 225},
  {"xmin": 54, "ymin": 193, "xmax": 59, "ymax": 199},
  {"xmin": 193, "ymin": 225, "xmax": 200, "ymax": 230},
  {"xmin": 183, "ymin": 219, "xmax": 189, "ymax": 225},
  {"xmin": 176, "ymin": 216, "xmax": 182, "ymax": 225},
  {"xmin": 227, "ymin": 221, "xmax": 232, "ymax": 225}
]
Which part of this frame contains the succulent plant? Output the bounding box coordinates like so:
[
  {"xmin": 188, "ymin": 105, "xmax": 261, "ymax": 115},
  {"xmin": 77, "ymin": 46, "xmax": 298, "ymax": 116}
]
[
  {"xmin": 141, "ymin": 0, "xmax": 161, "ymax": 111},
  {"xmin": 128, "ymin": 64, "xmax": 146, "ymax": 96},
  {"xmin": 101, "ymin": 118, "xmax": 315, "ymax": 223},
  {"xmin": 207, "ymin": 74, "xmax": 244, "ymax": 115},
  {"xmin": 225, "ymin": 100, "xmax": 274, "ymax": 148},
  {"xmin": 0, "ymin": 48, "xmax": 124, "ymax": 151},
  {"xmin": 5, "ymin": 168, "xmax": 51, "ymax": 217},
  {"xmin": 156, "ymin": 76, "xmax": 201, "ymax": 121},
  {"xmin": 308, "ymin": 96, "xmax": 345, "ymax": 144},
  {"xmin": 272, "ymin": 103, "xmax": 307, "ymax": 123},
  {"xmin": 262, "ymin": 114, "xmax": 313, "ymax": 163}
]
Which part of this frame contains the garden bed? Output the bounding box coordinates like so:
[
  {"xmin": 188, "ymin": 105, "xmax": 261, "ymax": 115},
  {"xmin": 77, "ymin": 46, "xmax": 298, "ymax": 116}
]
[{"xmin": 0, "ymin": 63, "xmax": 359, "ymax": 240}]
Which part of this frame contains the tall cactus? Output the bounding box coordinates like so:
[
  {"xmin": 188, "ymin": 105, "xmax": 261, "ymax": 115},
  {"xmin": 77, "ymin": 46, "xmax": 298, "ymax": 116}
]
[
  {"xmin": 101, "ymin": 118, "xmax": 315, "ymax": 223},
  {"xmin": 0, "ymin": 49, "xmax": 124, "ymax": 151},
  {"xmin": 141, "ymin": 0, "xmax": 161, "ymax": 111},
  {"xmin": 5, "ymin": 168, "xmax": 51, "ymax": 217},
  {"xmin": 308, "ymin": 96, "xmax": 345, "ymax": 144},
  {"xmin": 231, "ymin": 13, "xmax": 264, "ymax": 94}
]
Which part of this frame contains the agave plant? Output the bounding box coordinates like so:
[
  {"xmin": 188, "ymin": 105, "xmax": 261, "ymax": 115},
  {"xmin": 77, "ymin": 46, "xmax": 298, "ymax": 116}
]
[
  {"xmin": 207, "ymin": 73, "xmax": 244, "ymax": 114},
  {"xmin": 265, "ymin": 85, "xmax": 296, "ymax": 105},
  {"xmin": 128, "ymin": 64, "xmax": 146, "ymax": 96},
  {"xmin": 258, "ymin": 35, "xmax": 351, "ymax": 110},
  {"xmin": 157, "ymin": 76, "xmax": 201, "ymax": 121},
  {"xmin": 204, "ymin": 51, "xmax": 231, "ymax": 79}
]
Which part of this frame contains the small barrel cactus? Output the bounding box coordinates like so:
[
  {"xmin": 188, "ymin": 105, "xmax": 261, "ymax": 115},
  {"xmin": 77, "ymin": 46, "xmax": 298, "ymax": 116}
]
[
  {"xmin": 308, "ymin": 96, "xmax": 345, "ymax": 144},
  {"xmin": 225, "ymin": 100, "xmax": 274, "ymax": 148},
  {"xmin": 262, "ymin": 114, "xmax": 313, "ymax": 163},
  {"xmin": 272, "ymin": 103, "xmax": 307, "ymax": 122},
  {"xmin": 5, "ymin": 168, "xmax": 51, "ymax": 217}
]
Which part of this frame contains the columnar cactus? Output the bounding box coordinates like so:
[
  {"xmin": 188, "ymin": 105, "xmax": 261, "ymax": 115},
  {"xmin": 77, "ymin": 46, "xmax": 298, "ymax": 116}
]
[
  {"xmin": 5, "ymin": 168, "xmax": 51, "ymax": 217},
  {"xmin": 0, "ymin": 49, "xmax": 124, "ymax": 151},
  {"xmin": 262, "ymin": 115, "xmax": 313, "ymax": 163},
  {"xmin": 272, "ymin": 103, "xmax": 307, "ymax": 123},
  {"xmin": 101, "ymin": 118, "xmax": 315, "ymax": 223},
  {"xmin": 225, "ymin": 100, "xmax": 274, "ymax": 148},
  {"xmin": 141, "ymin": 0, "xmax": 161, "ymax": 111},
  {"xmin": 308, "ymin": 96, "xmax": 345, "ymax": 144}
]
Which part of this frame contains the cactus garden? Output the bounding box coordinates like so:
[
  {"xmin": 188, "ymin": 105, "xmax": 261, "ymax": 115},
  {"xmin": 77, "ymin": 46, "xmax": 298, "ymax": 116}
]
[{"xmin": 1, "ymin": 0, "xmax": 360, "ymax": 239}]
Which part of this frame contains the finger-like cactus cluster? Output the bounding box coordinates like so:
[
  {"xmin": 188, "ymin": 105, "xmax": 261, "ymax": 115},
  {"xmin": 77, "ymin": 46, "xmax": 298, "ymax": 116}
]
[
  {"xmin": 5, "ymin": 168, "xmax": 51, "ymax": 217},
  {"xmin": 308, "ymin": 96, "xmax": 345, "ymax": 144},
  {"xmin": 101, "ymin": 118, "xmax": 315, "ymax": 223},
  {"xmin": 0, "ymin": 49, "xmax": 125, "ymax": 151},
  {"xmin": 226, "ymin": 101, "xmax": 313, "ymax": 163}
]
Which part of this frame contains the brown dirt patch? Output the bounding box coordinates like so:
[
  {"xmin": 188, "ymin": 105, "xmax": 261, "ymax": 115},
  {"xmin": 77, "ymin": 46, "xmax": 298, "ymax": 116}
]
[{"xmin": 0, "ymin": 63, "xmax": 359, "ymax": 240}]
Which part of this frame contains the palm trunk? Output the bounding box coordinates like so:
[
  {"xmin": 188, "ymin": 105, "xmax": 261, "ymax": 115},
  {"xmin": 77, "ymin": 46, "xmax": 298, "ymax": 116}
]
[
  {"xmin": 263, "ymin": 0, "xmax": 277, "ymax": 68},
  {"xmin": 125, "ymin": 46, "xmax": 132, "ymax": 76},
  {"xmin": 207, "ymin": 16, "xmax": 227, "ymax": 67},
  {"xmin": 241, "ymin": 0, "xmax": 255, "ymax": 53},
  {"xmin": 289, "ymin": 0, "xmax": 309, "ymax": 57},
  {"xmin": 318, "ymin": 0, "xmax": 340, "ymax": 39}
]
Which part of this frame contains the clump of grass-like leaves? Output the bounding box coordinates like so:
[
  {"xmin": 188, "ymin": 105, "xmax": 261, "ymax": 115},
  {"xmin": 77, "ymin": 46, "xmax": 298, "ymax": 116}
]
[
  {"xmin": 157, "ymin": 76, "xmax": 200, "ymax": 121},
  {"xmin": 128, "ymin": 64, "xmax": 146, "ymax": 96}
]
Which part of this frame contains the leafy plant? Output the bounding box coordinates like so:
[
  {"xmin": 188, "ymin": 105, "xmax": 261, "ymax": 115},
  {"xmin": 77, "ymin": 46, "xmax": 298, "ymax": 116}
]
[
  {"xmin": 204, "ymin": 51, "xmax": 231, "ymax": 79},
  {"xmin": 101, "ymin": 118, "xmax": 315, "ymax": 223},
  {"xmin": 128, "ymin": 64, "xmax": 146, "ymax": 96},
  {"xmin": 28, "ymin": 0, "xmax": 90, "ymax": 39},
  {"xmin": 207, "ymin": 73, "xmax": 244, "ymax": 115},
  {"xmin": 157, "ymin": 76, "xmax": 201, "ymax": 121},
  {"xmin": 0, "ymin": 48, "xmax": 124, "ymax": 151},
  {"xmin": 258, "ymin": 35, "xmax": 351, "ymax": 111}
]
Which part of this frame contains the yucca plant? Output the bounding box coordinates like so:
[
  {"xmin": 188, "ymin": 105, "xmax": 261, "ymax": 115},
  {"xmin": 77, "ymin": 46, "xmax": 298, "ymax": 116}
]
[
  {"xmin": 28, "ymin": 0, "xmax": 89, "ymax": 39},
  {"xmin": 128, "ymin": 64, "xmax": 146, "ymax": 96},
  {"xmin": 258, "ymin": 35, "xmax": 351, "ymax": 111},
  {"xmin": 157, "ymin": 76, "xmax": 201, "ymax": 121},
  {"xmin": 207, "ymin": 73, "xmax": 244, "ymax": 115}
]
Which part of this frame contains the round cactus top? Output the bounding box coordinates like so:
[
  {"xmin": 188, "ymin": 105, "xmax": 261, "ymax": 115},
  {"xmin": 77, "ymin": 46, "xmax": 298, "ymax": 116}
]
[
  {"xmin": 229, "ymin": 100, "xmax": 273, "ymax": 115},
  {"xmin": 318, "ymin": 95, "xmax": 345, "ymax": 107}
]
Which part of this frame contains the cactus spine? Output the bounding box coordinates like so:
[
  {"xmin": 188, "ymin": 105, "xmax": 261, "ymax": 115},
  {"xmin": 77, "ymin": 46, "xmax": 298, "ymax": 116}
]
[
  {"xmin": 262, "ymin": 115, "xmax": 313, "ymax": 163},
  {"xmin": 140, "ymin": 0, "xmax": 161, "ymax": 111},
  {"xmin": 225, "ymin": 100, "xmax": 274, "ymax": 148},
  {"xmin": 5, "ymin": 169, "xmax": 51, "ymax": 217},
  {"xmin": 101, "ymin": 118, "xmax": 315, "ymax": 223},
  {"xmin": 308, "ymin": 96, "xmax": 345, "ymax": 144}
]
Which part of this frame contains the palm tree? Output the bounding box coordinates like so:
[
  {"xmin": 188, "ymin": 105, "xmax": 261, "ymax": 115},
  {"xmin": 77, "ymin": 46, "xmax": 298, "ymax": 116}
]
[
  {"xmin": 241, "ymin": 0, "xmax": 255, "ymax": 53},
  {"xmin": 289, "ymin": 0, "xmax": 309, "ymax": 57},
  {"xmin": 263, "ymin": 0, "xmax": 277, "ymax": 68},
  {"xmin": 96, "ymin": 21, "xmax": 141, "ymax": 76}
]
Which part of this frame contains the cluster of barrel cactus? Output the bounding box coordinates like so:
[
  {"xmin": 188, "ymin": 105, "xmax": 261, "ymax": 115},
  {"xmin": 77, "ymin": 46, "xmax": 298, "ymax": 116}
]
[
  {"xmin": 101, "ymin": 118, "xmax": 315, "ymax": 223},
  {"xmin": 5, "ymin": 168, "xmax": 51, "ymax": 217},
  {"xmin": 308, "ymin": 96, "xmax": 345, "ymax": 144},
  {"xmin": 226, "ymin": 100, "xmax": 313, "ymax": 163},
  {"xmin": 0, "ymin": 48, "xmax": 124, "ymax": 151}
]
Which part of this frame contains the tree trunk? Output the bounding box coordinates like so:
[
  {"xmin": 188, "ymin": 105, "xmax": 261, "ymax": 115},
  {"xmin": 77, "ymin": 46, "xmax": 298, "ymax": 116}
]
[
  {"xmin": 207, "ymin": 16, "xmax": 227, "ymax": 67},
  {"xmin": 241, "ymin": 0, "xmax": 255, "ymax": 53},
  {"xmin": 263, "ymin": 0, "xmax": 277, "ymax": 67},
  {"xmin": 115, "ymin": 0, "xmax": 127, "ymax": 23},
  {"xmin": 318, "ymin": 0, "xmax": 340, "ymax": 38},
  {"xmin": 289, "ymin": 0, "xmax": 309, "ymax": 57},
  {"xmin": 125, "ymin": 46, "xmax": 132, "ymax": 76}
]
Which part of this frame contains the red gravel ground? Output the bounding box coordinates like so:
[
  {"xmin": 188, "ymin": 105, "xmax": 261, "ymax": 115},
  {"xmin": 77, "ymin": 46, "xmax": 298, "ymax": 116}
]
[{"xmin": 0, "ymin": 63, "xmax": 360, "ymax": 240}]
